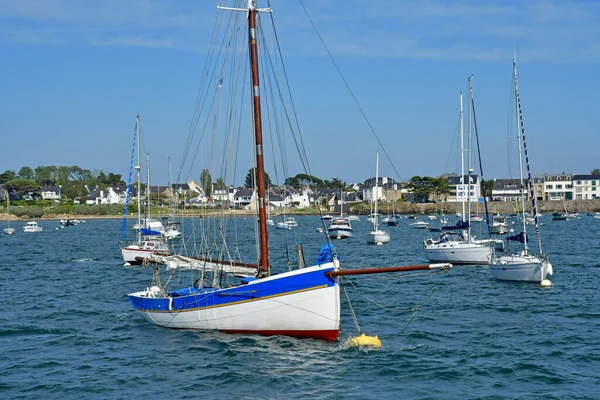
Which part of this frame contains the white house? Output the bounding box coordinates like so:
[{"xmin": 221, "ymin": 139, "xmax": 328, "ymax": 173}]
[
  {"xmin": 290, "ymin": 189, "xmax": 313, "ymax": 208},
  {"xmin": 40, "ymin": 187, "xmax": 61, "ymax": 201},
  {"xmin": 491, "ymin": 179, "xmax": 524, "ymax": 202},
  {"xmin": 446, "ymin": 175, "xmax": 481, "ymax": 203},
  {"xmin": 572, "ymin": 174, "xmax": 600, "ymax": 200},
  {"xmin": 542, "ymin": 173, "xmax": 573, "ymax": 200}
]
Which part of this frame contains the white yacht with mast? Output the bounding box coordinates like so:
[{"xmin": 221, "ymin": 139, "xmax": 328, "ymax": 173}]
[{"xmin": 367, "ymin": 150, "xmax": 390, "ymax": 245}]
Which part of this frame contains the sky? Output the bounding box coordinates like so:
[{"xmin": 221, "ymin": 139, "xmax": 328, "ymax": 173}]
[{"xmin": 0, "ymin": 0, "xmax": 598, "ymax": 187}]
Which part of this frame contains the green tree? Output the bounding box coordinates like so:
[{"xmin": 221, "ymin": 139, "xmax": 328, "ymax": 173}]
[
  {"xmin": 3, "ymin": 179, "xmax": 40, "ymax": 192},
  {"xmin": 0, "ymin": 170, "xmax": 17, "ymax": 184},
  {"xmin": 482, "ymin": 180, "xmax": 494, "ymax": 199},
  {"xmin": 591, "ymin": 168, "xmax": 600, "ymax": 176},
  {"xmin": 214, "ymin": 177, "xmax": 226, "ymax": 189},
  {"xmin": 18, "ymin": 166, "xmax": 35, "ymax": 180},
  {"xmin": 433, "ymin": 176, "xmax": 451, "ymax": 202},
  {"xmin": 201, "ymin": 169, "xmax": 212, "ymax": 198},
  {"xmin": 406, "ymin": 176, "xmax": 437, "ymax": 203},
  {"xmin": 245, "ymin": 167, "xmax": 271, "ymax": 189},
  {"xmin": 285, "ymin": 173, "xmax": 323, "ymax": 188},
  {"xmin": 35, "ymin": 166, "xmax": 57, "ymax": 186}
]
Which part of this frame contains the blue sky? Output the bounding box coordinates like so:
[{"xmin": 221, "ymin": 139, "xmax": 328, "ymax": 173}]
[{"xmin": 0, "ymin": 0, "xmax": 598, "ymax": 186}]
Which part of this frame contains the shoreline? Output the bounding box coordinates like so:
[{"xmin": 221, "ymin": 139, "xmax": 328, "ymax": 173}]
[{"xmin": 2, "ymin": 199, "xmax": 599, "ymax": 221}]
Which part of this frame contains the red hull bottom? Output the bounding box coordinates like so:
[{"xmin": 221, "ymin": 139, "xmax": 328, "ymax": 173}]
[{"xmin": 220, "ymin": 329, "xmax": 340, "ymax": 341}]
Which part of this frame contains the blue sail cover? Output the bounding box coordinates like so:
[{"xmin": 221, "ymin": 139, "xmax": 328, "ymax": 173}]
[
  {"xmin": 442, "ymin": 220, "xmax": 469, "ymax": 231},
  {"xmin": 140, "ymin": 228, "xmax": 162, "ymax": 236},
  {"xmin": 316, "ymin": 243, "xmax": 337, "ymax": 264},
  {"xmin": 507, "ymin": 231, "xmax": 528, "ymax": 243}
]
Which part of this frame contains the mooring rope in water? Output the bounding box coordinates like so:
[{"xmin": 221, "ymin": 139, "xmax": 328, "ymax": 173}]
[
  {"xmin": 398, "ymin": 287, "xmax": 437, "ymax": 335},
  {"xmin": 341, "ymin": 281, "xmax": 362, "ymax": 334}
]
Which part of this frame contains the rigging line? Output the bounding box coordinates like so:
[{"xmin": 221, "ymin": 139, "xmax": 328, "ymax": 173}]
[
  {"xmin": 340, "ymin": 281, "xmax": 362, "ymax": 335},
  {"xmin": 178, "ymin": 6, "xmax": 230, "ymax": 183},
  {"xmin": 470, "ymin": 81, "xmax": 492, "ymax": 238},
  {"xmin": 261, "ymin": 2, "xmax": 332, "ymax": 242},
  {"xmin": 257, "ymin": 22, "xmax": 302, "ymax": 248},
  {"xmin": 296, "ymin": 0, "xmax": 402, "ymax": 181},
  {"xmin": 186, "ymin": 15, "xmax": 242, "ymax": 184}
]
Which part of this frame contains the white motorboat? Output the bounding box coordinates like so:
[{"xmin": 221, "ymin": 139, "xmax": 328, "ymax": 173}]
[
  {"xmin": 23, "ymin": 221, "xmax": 43, "ymax": 233},
  {"xmin": 327, "ymin": 218, "xmax": 353, "ymax": 239},
  {"xmin": 490, "ymin": 215, "xmax": 508, "ymax": 234},
  {"xmin": 409, "ymin": 221, "xmax": 429, "ymax": 229}
]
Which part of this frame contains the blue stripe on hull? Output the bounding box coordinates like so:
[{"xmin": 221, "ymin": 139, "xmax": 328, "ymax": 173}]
[{"xmin": 129, "ymin": 266, "xmax": 336, "ymax": 313}]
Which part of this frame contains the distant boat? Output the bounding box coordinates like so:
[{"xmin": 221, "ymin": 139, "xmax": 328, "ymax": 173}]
[
  {"xmin": 23, "ymin": 221, "xmax": 43, "ymax": 233},
  {"xmin": 409, "ymin": 221, "xmax": 429, "ymax": 229},
  {"xmin": 119, "ymin": 116, "xmax": 171, "ymax": 265},
  {"xmin": 552, "ymin": 212, "xmax": 568, "ymax": 221},
  {"xmin": 366, "ymin": 150, "xmax": 390, "ymax": 245},
  {"xmin": 328, "ymin": 218, "xmax": 353, "ymax": 239},
  {"xmin": 490, "ymin": 215, "xmax": 509, "ymax": 234}
]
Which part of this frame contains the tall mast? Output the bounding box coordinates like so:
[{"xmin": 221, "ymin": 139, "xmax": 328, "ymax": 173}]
[
  {"xmin": 136, "ymin": 116, "xmax": 141, "ymax": 242},
  {"xmin": 459, "ymin": 92, "xmax": 465, "ymax": 220},
  {"xmin": 514, "ymin": 59, "xmax": 543, "ymax": 256},
  {"xmin": 467, "ymin": 77, "xmax": 473, "ymax": 240},
  {"xmin": 373, "ymin": 149, "xmax": 379, "ymax": 231},
  {"xmin": 217, "ymin": 0, "xmax": 272, "ymax": 276},
  {"xmin": 146, "ymin": 153, "xmax": 151, "ymax": 227},
  {"xmin": 514, "ymin": 62, "xmax": 527, "ymax": 255}
]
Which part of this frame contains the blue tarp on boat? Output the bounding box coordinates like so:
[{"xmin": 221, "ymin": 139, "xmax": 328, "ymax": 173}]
[
  {"xmin": 316, "ymin": 243, "xmax": 337, "ymax": 264},
  {"xmin": 140, "ymin": 228, "xmax": 162, "ymax": 236}
]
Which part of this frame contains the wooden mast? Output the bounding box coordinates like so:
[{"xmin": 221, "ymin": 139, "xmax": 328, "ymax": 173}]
[{"xmin": 248, "ymin": 1, "xmax": 269, "ymax": 276}]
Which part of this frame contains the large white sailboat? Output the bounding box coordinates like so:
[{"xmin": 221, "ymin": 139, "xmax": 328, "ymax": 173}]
[
  {"xmin": 424, "ymin": 82, "xmax": 492, "ymax": 265},
  {"xmin": 490, "ymin": 60, "xmax": 552, "ymax": 285}
]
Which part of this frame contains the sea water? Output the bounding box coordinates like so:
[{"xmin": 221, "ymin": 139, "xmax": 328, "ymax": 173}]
[{"xmin": 1, "ymin": 215, "xmax": 599, "ymax": 399}]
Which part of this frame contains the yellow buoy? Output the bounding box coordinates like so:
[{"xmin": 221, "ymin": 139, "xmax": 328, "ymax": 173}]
[
  {"xmin": 349, "ymin": 333, "xmax": 382, "ymax": 348},
  {"xmin": 540, "ymin": 279, "xmax": 552, "ymax": 288}
]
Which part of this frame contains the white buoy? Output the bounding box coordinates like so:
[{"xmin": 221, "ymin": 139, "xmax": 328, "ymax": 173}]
[{"xmin": 540, "ymin": 279, "xmax": 552, "ymax": 288}]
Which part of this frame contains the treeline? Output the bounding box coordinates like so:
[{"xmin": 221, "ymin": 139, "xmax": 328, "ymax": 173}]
[{"xmin": 0, "ymin": 165, "xmax": 125, "ymax": 199}]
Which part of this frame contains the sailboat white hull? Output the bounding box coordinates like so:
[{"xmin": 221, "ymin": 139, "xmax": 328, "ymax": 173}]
[
  {"xmin": 490, "ymin": 255, "xmax": 552, "ymax": 282},
  {"xmin": 128, "ymin": 264, "xmax": 341, "ymax": 340},
  {"xmin": 423, "ymin": 242, "xmax": 492, "ymax": 265},
  {"xmin": 121, "ymin": 245, "xmax": 170, "ymax": 264},
  {"xmin": 3, "ymin": 227, "xmax": 15, "ymax": 235},
  {"xmin": 367, "ymin": 230, "xmax": 390, "ymax": 244}
]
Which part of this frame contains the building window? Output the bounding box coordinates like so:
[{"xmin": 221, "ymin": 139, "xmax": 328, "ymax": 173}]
[
  {"xmin": 593, "ymin": 181, "xmax": 597, "ymax": 185},
  {"xmin": 577, "ymin": 181, "xmax": 581, "ymax": 184},
  {"xmin": 556, "ymin": 184, "xmax": 563, "ymax": 189},
  {"xmin": 546, "ymin": 184, "xmax": 553, "ymax": 189},
  {"xmin": 566, "ymin": 185, "xmax": 572, "ymax": 189},
  {"xmin": 593, "ymin": 187, "xmax": 597, "ymax": 191}
]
